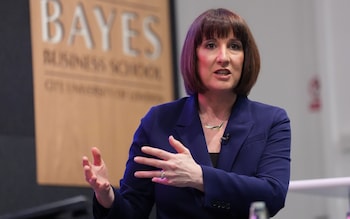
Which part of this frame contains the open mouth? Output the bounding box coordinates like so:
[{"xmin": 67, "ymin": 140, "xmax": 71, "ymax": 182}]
[{"xmin": 214, "ymin": 69, "xmax": 231, "ymax": 75}]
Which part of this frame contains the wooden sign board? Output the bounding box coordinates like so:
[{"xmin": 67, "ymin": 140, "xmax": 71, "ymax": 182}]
[{"xmin": 29, "ymin": 0, "xmax": 174, "ymax": 186}]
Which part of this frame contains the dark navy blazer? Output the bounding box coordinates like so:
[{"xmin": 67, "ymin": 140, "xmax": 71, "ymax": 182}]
[{"xmin": 93, "ymin": 95, "xmax": 291, "ymax": 219}]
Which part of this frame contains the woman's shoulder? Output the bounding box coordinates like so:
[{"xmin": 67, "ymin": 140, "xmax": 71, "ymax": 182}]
[
  {"xmin": 139, "ymin": 96, "xmax": 193, "ymax": 128},
  {"xmin": 151, "ymin": 96, "xmax": 190, "ymax": 111},
  {"xmin": 248, "ymin": 98, "xmax": 285, "ymax": 110},
  {"xmin": 143, "ymin": 96, "xmax": 193, "ymax": 119},
  {"xmin": 242, "ymin": 96, "xmax": 289, "ymax": 119}
]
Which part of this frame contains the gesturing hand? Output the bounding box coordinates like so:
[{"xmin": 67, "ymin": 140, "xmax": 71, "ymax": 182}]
[
  {"xmin": 82, "ymin": 147, "xmax": 114, "ymax": 208},
  {"xmin": 134, "ymin": 136, "xmax": 204, "ymax": 191}
]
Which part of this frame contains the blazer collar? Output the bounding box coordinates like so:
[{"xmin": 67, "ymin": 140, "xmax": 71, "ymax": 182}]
[{"xmin": 174, "ymin": 95, "xmax": 254, "ymax": 170}]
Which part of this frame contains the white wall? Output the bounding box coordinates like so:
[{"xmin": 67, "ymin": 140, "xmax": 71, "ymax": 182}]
[
  {"xmin": 315, "ymin": 0, "xmax": 350, "ymax": 218},
  {"xmin": 174, "ymin": 0, "xmax": 350, "ymax": 218}
]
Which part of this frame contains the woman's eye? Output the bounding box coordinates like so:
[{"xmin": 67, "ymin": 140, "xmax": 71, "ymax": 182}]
[
  {"xmin": 205, "ymin": 42, "xmax": 216, "ymax": 49},
  {"xmin": 229, "ymin": 42, "xmax": 242, "ymax": 50}
]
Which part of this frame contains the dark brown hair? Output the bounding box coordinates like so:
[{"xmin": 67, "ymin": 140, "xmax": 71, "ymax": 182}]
[{"xmin": 180, "ymin": 8, "xmax": 260, "ymax": 96}]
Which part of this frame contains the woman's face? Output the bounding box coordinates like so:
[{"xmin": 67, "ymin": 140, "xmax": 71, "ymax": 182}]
[{"xmin": 196, "ymin": 31, "xmax": 244, "ymax": 93}]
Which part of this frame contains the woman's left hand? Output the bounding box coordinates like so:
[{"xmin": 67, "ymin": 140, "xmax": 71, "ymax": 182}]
[{"xmin": 134, "ymin": 135, "xmax": 204, "ymax": 191}]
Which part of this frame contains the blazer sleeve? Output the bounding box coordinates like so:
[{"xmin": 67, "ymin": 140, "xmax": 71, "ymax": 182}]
[{"xmin": 201, "ymin": 107, "xmax": 291, "ymax": 217}]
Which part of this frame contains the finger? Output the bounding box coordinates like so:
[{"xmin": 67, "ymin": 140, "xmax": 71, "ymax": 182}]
[
  {"xmin": 169, "ymin": 135, "xmax": 188, "ymax": 154},
  {"xmin": 82, "ymin": 156, "xmax": 95, "ymax": 184},
  {"xmin": 152, "ymin": 177, "xmax": 169, "ymax": 184},
  {"xmin": 88, "ymin": 175, "xmax": 98, "ymax": 187},
  {"xmin": 82, "ymin": 156, "xmax": 90, "ymax": 168},
  {"xmin": 91, "ymin": 147, "xmax": 102, "ymax": 166},
  {"xmin": 83, "ymin": 165, "xmax": 95, "ymax": 183},
  {"xmin": 134, "ymin": 170, "xmax": 163, "ymax": 179},
  {"xmin": 134, "ymin": 156, "xmax": 166, "ymax": 169},
  {"xmin": 140, "ymin": 146, "xmax": 172, "ymax": 160}
]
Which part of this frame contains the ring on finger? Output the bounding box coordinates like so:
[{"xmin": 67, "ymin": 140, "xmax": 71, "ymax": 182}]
[{"xmin": 160, "ymin": 170, "xmax": 166, "ymax": 179}]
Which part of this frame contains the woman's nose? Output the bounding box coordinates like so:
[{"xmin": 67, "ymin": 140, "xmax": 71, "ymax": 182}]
[{"xmin": 217, "ymin": 47, "xmax": 229, "ymax": 66}]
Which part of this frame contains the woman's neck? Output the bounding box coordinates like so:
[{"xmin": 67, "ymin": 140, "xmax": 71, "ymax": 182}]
[
  {"xmin": 197, "ymin": 92, "xmax": 237, "ymax": 119},
  {"xmin": 198, "ymin": 92, "xmax": 237, "ymax": 153}
]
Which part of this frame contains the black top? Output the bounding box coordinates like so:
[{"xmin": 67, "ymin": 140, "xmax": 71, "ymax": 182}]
[{"xmin": 209, "ymin": 152, "xmax": 220, "ymax": 168}]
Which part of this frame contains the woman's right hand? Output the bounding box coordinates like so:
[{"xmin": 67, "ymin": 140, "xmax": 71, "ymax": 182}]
[{"xmin": 82, "ymin": 147, "xmax": 114, "ymax": 208}]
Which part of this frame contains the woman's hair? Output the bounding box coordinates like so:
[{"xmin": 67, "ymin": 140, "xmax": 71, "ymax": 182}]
[{"xmin": 180, "ymin": 8, "xmax": 260, "ymax": 96}]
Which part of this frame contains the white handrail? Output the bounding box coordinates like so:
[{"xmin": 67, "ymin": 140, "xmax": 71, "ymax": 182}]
[{"xmin": 289, "ymin": 177, "xmax": 350, "ymax": 190}]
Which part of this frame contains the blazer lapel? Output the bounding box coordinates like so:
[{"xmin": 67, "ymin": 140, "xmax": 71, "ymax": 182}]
[
  {"xmin": 173, "ymin": 96, "xmax": 212, "ymax": 166},
  {"xmin": 217, "ymin": 96, "xmax": 253, "ymax": 171},
  {"xmin": 171, "ymin": 95, "xmax": 254, "ymax": 170}
]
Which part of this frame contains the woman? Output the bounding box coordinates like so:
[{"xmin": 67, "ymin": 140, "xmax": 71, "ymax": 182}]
[{"xmin": 82, "ymin": 8, "xmax": 291, "ymax": 219}]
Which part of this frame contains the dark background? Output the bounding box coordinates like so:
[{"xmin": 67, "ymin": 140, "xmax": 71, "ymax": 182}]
[{"xmin": 0, "ymin": 0, "xmax": 177, "ymax": 218}]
